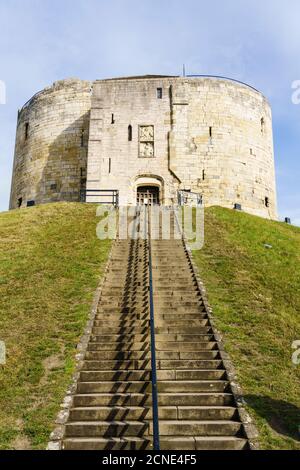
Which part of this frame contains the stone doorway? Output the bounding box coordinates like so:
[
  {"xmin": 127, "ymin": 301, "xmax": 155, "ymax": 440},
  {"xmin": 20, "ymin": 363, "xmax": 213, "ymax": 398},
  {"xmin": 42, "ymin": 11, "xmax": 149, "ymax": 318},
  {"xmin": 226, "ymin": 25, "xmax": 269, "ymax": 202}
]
[{"xmin": 137, "ymin": 186, "xmax": 160, "ymax": 206}]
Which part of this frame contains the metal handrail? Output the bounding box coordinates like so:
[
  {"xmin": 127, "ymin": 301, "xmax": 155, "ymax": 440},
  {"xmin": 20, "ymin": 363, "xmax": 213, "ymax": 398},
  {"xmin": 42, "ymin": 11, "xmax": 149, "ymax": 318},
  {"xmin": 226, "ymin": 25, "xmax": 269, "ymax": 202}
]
[
  {"xmin": 146, "ymin": 205, "xmax": 160, "ymax": 451},
  {"xmin": 178, "ymin": 190, "xmax": 203, "ymax": 207},
  {"xmin": 80, "ymin": 189, "xmax": 119, "ymax": 207}
]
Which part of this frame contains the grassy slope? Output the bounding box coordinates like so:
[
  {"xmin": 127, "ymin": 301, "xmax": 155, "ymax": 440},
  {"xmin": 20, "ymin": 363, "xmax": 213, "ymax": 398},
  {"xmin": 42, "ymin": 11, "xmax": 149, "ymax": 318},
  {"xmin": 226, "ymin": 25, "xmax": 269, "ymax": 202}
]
[
  {"xmin": 0, "ymin": 203, "xmax": 111, "ymax": 450},
  {"xmin": 193, "ymin": 207, "xmax": 300, "ymax": 449}
]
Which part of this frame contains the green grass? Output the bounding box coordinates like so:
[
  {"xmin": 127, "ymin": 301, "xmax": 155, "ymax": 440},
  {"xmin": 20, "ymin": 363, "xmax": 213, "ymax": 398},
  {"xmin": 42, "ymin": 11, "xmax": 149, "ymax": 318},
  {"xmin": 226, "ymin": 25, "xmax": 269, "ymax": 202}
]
[
  {"xmin": 0, "ymin": 202, "xmax": 111, "ymax": 450},
  {"xmin": 192, "ymin": 206, "xmax": 300, "ymax": 449}
]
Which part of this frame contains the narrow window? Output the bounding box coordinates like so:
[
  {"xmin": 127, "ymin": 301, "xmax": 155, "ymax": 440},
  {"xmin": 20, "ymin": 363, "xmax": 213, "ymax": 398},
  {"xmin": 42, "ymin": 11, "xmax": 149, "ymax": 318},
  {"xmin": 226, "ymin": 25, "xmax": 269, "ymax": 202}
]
[
  {"xmin": 261, "ymin": 118, "xmax": 265, "ymax": 134},
  {"xmin": 250, "ymin": 148, "xmax": 253, "ymax": 155},
  {"xmin": 109, "ymin": 158, "xmax": 111, "ymax": 174},
  {"xmin": 111, "ymin": 114, "xmax": 115, "ymax": 124},
  {"xmin": 202, "ymin": 170, "xmax": 205, "ymax": 181},
  {"xmin": 265, "ymin": 197, "xmax": 270, "ymax": 207},
  {"xmin": 17, "ymin": 197, "xmax": 22, "ymax": 208},
  {"xmin": 157, "ymin": 88, "xmax": 163, "ymax": 99},
  {"xmin": 209, "ymin": 127, "xmax": 212, "ymax": 138},
  {"xmin": 80, "ymin": 130, "xmax": 84, "ymax": 147},
  {"xmin": 25, "ymin": 122, "xmax": 29, "ymax": 140},
  {"xmin": 128, "ymin": 125, "xmax": 132, "ymax": 142}
]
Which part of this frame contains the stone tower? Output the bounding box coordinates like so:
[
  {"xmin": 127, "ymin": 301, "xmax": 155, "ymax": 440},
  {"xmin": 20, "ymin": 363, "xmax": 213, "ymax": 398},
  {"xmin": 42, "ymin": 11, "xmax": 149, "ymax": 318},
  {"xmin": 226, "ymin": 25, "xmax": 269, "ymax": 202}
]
[{"xmin": 10, "ymin": 75, "xmax": 277, "ymax": 219}]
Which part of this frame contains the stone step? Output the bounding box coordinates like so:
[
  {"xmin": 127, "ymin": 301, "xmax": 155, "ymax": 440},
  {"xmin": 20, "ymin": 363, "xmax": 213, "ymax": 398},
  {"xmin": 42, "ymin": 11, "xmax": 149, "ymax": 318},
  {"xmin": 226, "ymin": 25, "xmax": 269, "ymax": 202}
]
[
  {"xmin": 100, "ymin": 294, "xmax": 148, "ymax": 301},
  {"xmin": 80, "ymin": 370, "xmax": 153, "ymax": 382},
  {"xmin": 87, "ymin": 342, "xmax": 150, "ymax": 351},
  {"xmin": 63, "ymin": 437, "xmax": 151, "ymax": 450},
  {"xmin": 155, "ymin": 308, "xmax": 206, "ymax": 316},
  {"xmin": 160, "ymin": 436, "xmax": 248, "ymax": 451},
  {"xmin": 63, "ymin": 436, "xmax": 248, "ymax": 451},
  {"xmin": 77, "ymin": 381, "xmax": 152, "ymax": 394},
  {"xmin": 82, "ymin": 359, "xmax": 152, "ymax": 370},
  {"xmin": 157, "ymin": 326, "xmax": 212, "ymax": 334},
  {"xmin": 150, "ymin": 420, "xmax": 242, "ymax": 437},
  {"xmin": 65, "ymin": 421, "xmax": 150, "ymax": 438},
  {"xmin": 87, "ymin": 335, "xmax": 218, "ymax": 351},
  {"xmin": 79, "ymin": 369, "xmax": 227, "ymax": 382},
  {"xmin": 93, "ymin": 326, "xmax": 149, "ymax": 335},
  {"xmin": 69, "ymin": 405, "xmax": 237, "ymax": 422},
  {"xmin": 156, "ymin": 314, "xmax": 208, "ymax": 321},
  {"xmin": 73, "ymin": 392, "xmax": 234, "ymax": 407},
  {"xmin": 154, "ymin": 287, "xmax": 198, "ymax": 292},
  {"xmin": 94, "ymin": 316, "xmax": 149, "ymax": 325},
  {"xmin": 177, "ymin": 406, "xmax": 238, "ymax": 421},
  {"xmin": 77, "ymin": 380, "xmax": 229, "ymax": 394},
  {"xmin": 85, "ymin": 351, "xmax": 152, "ymax": 360},
  {"xmin": 92, "ymin": 321, "xmax": 149, "ymax": 330},
  {"xmin": 65, "ymin": 420, "xmax": 242, "ymax": 438},
  {"xmin": 155, "ymin": 342, "xmax": 218, "ymax": 351},
  {"xmin": 158, "ymin": 381, "xmax": 229, "ymax": 393},
  {"xmin": 69, "ymin": 406, "xmax": 177, "ymax": 421},
  {"xmin": 156, "ymin": 319, "xmax": 209, "ymax": 327},
  {"xmin": 155, "ymin": 302, "xmax": 202, "ymax": 308},
  {"xmin": 96, "ymin": 308, "xmax": 148, "ymax": 315},
  {"xmin": 84, "ymin": 350, "xmax": 220, "ymax": 361},
  {"xmin": 158, "ymin": 359, "xmax": 223, "ymax": 369},
  {"xmin": 174, "ymin": 369, "xmax": 227, "ymax": 380},
  {"xmin": 90, "ymin": 334, "xmax": 150, "ymax": 343}
]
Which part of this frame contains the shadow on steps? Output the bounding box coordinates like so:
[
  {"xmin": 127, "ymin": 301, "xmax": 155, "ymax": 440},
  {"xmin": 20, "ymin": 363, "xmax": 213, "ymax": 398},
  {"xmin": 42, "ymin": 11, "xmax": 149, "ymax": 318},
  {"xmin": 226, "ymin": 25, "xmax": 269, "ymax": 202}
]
[{"xmin": 245, "ymin": 395, "xmax": 300, "ymax": 441}]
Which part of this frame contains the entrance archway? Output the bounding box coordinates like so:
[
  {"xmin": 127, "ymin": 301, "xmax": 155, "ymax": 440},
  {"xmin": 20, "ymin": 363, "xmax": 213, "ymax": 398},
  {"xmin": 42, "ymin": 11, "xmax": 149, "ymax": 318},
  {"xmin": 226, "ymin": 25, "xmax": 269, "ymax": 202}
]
[{"xmin": 137, "ymin": 186, "xmax": 160, "ymax": 206}]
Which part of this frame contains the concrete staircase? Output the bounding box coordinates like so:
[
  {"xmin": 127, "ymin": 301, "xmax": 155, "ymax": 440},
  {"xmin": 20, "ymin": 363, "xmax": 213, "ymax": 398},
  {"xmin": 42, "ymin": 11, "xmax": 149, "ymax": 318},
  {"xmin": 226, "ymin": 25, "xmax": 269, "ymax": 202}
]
[{"xmin": 62, "ymin": 208, "xmax": 249, "ymax": 450}]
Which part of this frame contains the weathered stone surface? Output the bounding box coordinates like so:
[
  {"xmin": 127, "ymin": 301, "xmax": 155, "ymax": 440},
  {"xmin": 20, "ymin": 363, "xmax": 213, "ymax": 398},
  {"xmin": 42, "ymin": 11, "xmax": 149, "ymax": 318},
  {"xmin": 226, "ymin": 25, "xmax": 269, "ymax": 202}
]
[
  {"xmin": 10, "ymin": 78, "xmax": 91, "ymax": 209},
  {"xmin": 10, "ymin": 75, "xmax": 277, "ymax": 220}
]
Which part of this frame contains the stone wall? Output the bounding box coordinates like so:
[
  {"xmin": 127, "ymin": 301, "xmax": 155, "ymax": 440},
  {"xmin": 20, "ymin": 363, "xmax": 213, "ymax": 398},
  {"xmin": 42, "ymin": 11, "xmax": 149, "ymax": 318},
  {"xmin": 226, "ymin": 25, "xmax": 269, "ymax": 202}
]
[
  {"xmin": 10, "ymin": 75, "xmax": 277, "ymax": 219},
  {"xmin": 9, "ymin": 78, "xmax": 92, "ymax": 209},
  {"xmin": 87, "ymin": 76, "xmax": 277, "ymax": 219}
]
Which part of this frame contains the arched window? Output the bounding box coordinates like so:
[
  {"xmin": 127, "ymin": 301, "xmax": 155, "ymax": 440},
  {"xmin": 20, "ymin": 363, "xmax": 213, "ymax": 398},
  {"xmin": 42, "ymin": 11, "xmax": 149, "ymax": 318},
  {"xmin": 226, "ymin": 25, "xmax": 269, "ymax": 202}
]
[{"xmin": 128, "ymin": 125, "xmax": 133, "ymax": 142}]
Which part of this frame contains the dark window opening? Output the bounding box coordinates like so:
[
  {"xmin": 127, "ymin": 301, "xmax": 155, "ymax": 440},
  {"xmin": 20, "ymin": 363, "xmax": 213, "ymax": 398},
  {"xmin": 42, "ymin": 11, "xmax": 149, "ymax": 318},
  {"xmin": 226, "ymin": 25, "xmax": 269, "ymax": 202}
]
[
  {"xmin": 157, "ymin": 88, "xmax": 163, "ymax": 99},
  {"xmin": 17, "ymin": 197, "xmax": 22, "ymax": 208},
  {"xmin": 265, "ymin": 197, "xmax": 270, "ymax": 207},
  {"xmin": 128, "ymin": 125, "xmax": 132, "ymax": 141},
  {"xmin": 80, "ymin": 130, "xmax": 84, "ymax": 147},
  {"xmin": 137, "ymin": 186, "xmax": 160, "ymax": 206},
  {"xmin": 50, "ymin": 184, "xmax": 57, "ymax": 191},
  {"xmin": 27, "ymin": 200, "xmax": 35, "ymax": 207},
  {"xmin": 261, "ymin": 118, "xmax": 265, "ymax": 134},
  {"xmin": 25, "ymin": 123, "xmax": 29, "ymax": 140},
  {"xmin": 111, "ymin": 114, "xmax": 115, "ymax": 124},
  {"xmin": 209, "ymin": 127, "xmax": 212, "ymax": 138},
  {"xmin": 250, "ymin": 148, "xmax": 253, "ymax": 155},
  {"xmin": 202, "ymin": 170, "xmax": 205, "ymax": 181},
  {"xmin": 80, "ymin": 167, "xmax": 86, "ymax": 178},
  {"xmin": 109, "ymin": 158, "xmax": 111, "ymax": 174}
]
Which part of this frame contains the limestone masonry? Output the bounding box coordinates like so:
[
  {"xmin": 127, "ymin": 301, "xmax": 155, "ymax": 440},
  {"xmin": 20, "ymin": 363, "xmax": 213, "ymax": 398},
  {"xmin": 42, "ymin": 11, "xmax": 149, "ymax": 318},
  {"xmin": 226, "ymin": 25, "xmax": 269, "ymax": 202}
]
[{"xmin": 10, "ymin": 75, "xmax": 277, "ymax": 219}]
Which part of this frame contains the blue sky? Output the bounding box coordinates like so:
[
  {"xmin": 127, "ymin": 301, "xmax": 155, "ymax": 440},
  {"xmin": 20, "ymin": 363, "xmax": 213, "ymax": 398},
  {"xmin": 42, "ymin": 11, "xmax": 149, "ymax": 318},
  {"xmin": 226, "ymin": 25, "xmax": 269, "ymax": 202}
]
[{"xmin": 0, "ymin": 0, "xmax": 299, "ymax": 224}]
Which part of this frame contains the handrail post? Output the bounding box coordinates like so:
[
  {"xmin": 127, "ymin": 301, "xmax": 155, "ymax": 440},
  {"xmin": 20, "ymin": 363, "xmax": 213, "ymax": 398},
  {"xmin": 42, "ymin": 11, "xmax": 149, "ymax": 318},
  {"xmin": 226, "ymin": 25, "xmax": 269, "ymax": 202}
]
[{"xmin": 147, "ymin": 205, "xmax": 160, "ymax": 451}]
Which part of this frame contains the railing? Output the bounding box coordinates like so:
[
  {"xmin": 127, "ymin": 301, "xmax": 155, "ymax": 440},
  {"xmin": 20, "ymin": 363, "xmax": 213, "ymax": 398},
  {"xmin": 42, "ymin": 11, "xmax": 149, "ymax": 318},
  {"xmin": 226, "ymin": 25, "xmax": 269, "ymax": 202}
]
[
  {"xmin": 146, "ymin": 206, "xmax": 160, "ymax": 451},
  {"xmin": 186, "ymin": 74, "xmax": 261, "ymax": 94},
  {"xmin": 178, "ymin": 190, "xmax": 203, "ymax": 207},
  {"xmin": 80, "ymin": 189, "xmax": 119, "ymax": 207}
]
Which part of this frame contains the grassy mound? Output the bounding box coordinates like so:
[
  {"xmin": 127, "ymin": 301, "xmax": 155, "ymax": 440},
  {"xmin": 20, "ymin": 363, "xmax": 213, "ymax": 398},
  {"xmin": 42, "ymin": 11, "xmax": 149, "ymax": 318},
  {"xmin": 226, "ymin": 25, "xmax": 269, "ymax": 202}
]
[
  {"xmin": 0, "ymin": 203, "xmax": 111, "ymax": 449},
  {"xmin": 193, "ymin": 207, "xmax": 300, "ymax": 450}
]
